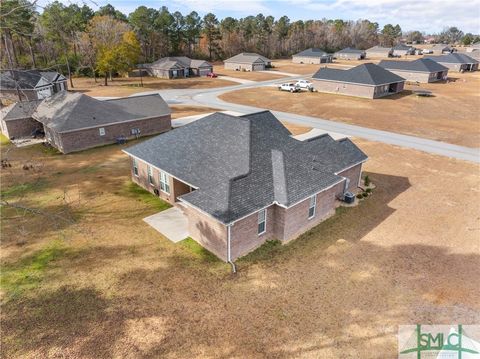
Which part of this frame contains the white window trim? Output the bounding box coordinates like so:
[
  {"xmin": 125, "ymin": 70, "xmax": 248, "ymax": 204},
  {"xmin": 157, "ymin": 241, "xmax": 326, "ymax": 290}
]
[
  {"xmin": 133, "ymin": 158, "xmax": 139, "ymax": 177},
  {"xmin": 99, "ymin": 127, "xmax": 105, "ymax": 136},
  {"xmin": 147, "ymin": 166, "xmax": 154, "ymax": 186},
  {"xmin": 308, "ymin": 195, "xmax": 317, "ymax": 219},
  {"xmin": 159, "ymin": 171, "xmax": 170, "ymax": 194},
  {"xmin": 257, "ymin": 208, "xmax": 267, "ymax": 236}
]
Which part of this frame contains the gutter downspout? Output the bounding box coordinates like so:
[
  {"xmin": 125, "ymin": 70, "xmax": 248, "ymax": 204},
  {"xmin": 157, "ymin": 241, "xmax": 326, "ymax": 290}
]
[{"xmin": 227, "ymin": 224, "xmax": 236, "ymax": 274}]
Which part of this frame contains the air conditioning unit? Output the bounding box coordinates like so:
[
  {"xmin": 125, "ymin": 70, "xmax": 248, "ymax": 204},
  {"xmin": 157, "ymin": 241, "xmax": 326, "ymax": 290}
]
[{"xmin": 343, "ymin": 192, "xmax": 355, "ymax": 204}]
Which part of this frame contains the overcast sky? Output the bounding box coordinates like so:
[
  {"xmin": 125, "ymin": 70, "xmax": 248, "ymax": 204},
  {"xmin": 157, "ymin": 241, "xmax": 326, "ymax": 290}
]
[{"xmin": 39, "ymin": 0, "xmax": 480, "ymax": 34}]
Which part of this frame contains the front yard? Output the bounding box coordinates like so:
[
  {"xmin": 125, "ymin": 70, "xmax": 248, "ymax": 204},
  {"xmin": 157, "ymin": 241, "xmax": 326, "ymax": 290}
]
[{"xmin": 1, "ymin": 137, "xmax": 479, "ymax": 358}]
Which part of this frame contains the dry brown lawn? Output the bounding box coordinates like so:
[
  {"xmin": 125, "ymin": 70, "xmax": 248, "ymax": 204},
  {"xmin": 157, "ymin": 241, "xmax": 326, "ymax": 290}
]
[
  {"xmin": 220, "ymin": 71, "xmax": 480, "ymax": 148},
  {"xmin": 212, "ymin": 65, "xmax": 286, "ymax": 81},
  {"xmin": 170, "ymin": 105, "xmax": 221, "ymax": 119},
  {"xmin": 70, "ymin": 76, "xmax": 237, "ymax": 97},
  {"xmin": 1, "ymin": 134, "xmax": 479, "ymax": 358}
]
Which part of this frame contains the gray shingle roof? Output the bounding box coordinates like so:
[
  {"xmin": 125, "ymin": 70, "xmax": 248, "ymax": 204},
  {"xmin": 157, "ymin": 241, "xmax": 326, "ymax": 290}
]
[
  {"xmin": 0, "ymin": 70, "xmax": 52, "ymax": 90},
  {"xmin": 366, "ymin": 46, "xmax": 393, "ymax": 53},
  {"xmin": 0, "ymin": 100, "xmax": 42, "ymax": 121},
  {"xmin": 293, "ymin": 48, "xmax": 330, "ymax": 58},
  {"xmin": 335, "ymin": 47, "xmax": 365, "ymax": 54},
  {"xmin": 33, "ymin": 92, "xmax": 170, "ymax": 133},
  {"xmin": 146, "ymin": 56, "xmax": 212, "ymax": 70},
  {"xmin": 378, "ymin": 58, "xmax": 448, "ymax": 73},
  {"xmin": 393, "ymin": 44, "xmax": 415, "ymax": 51},
  {"xmin": 224, "ymin": 53, "xmax": 270, "ymax": 64},
  {"xmin": 124, "ymin": 111, "xmax": 367, "ymax": 224},
  {"xmin": 312, "ymin": 63, "xmax": 405, "ymax": 85},
  {"xmin": 425, "ymin": 53, "xmax": 479, "ymax": 64}
]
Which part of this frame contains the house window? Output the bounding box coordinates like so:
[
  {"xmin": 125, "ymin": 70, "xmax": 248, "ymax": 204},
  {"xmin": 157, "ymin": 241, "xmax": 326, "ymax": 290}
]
[
  {"xmin": 159, "ymin": 171, "xmax": 170, "ymax": 194},
  {"xmin": 131, "ymin": 128, "xmax": 140, "ymax": 136},
  {"xmin": 133, "ymin": 158, "xmax": 138, "ymax": 177},
  {"xmin": 257, "ymin": 209, "xmax": 266, "ymax": 235},
  {"xmin": 99, "ymin": 127, "xmax": 105, "ymax": 136},
  {"xmin": 147, "ymin": 166, "xmax": 154, "ymax": 185},
  {"xmin": 308, "ymin": 195, "xmax": 316, "ymax": 219}
]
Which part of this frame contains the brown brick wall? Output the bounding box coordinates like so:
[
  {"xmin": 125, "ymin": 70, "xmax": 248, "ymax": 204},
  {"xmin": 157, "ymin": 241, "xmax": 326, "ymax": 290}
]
[
  {"xmin": 292, "ymin": 56, "xmax": 332, "ymax": 64},
  {"xmin": 224, "ymin": 62, "xmax": 257, "ymax": 71},
  {"xmin": 0, "ymin": 117, "xmax": 42, "ymax": 139},
  {"xmin": 312, "ymin": 79, "xmax": 376, "ymax": 98},
  {"xmin": 50, "ymin": 115, "xmax": 171, "ymax": 154},
  {"xmin": 337, "ymin": 163, "xmax": 363, "ymax": 193},
  {"xmin": 386, "ymin": 70, "xmax": 448, "ymax": 83},
  {"xmin": 181, "ymin": 204, "xmax": 228, "ymax": 261}
]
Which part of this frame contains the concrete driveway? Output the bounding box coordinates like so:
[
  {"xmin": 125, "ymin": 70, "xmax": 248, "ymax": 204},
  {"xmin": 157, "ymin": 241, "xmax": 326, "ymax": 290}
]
[{"xmin": 143, "ymin": 207, "xmax": 189, "ymax": 243}]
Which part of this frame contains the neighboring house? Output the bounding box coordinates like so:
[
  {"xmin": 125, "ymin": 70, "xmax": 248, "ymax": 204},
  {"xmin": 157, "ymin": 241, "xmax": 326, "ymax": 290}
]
[
  {"xmin": 224, "ymin": 53, "xmax": 271, "ymax": 71},
  {"xmin": 141, "ymin": 56, "xmax": 213, "ymax": 79},
  {"xmin": 392, "ymin": 44, "xmax": 416, "ymax": 56},
  {"xmin": 311, "ymin": 63, "xmax": 405, "ymax": 99},
  {"xmin": 334, "ymin": 47, "xmax": 366, "ymax": 60},
  {"xmin": 292, "ymin": 48, "xmax": 333, "ymax": 64},
  {"xmin": 365, "ymin": 46, "xmax": 393, "ymax": 58},
  {"xmin": 0, "ymin": 92, "xmax": 171, "ymax": 153},
  {"xmin": 123, "ymin": 111, "xmax": 367, "ymax": 261},
  {"xmin": 0, "ymin": 100, "xmax": 42, "ymax": 139},
  {"xmin": 425, "ymin": 53, "xmax": 479, "ymax": 72},
  {"xmin": 431, "ymin": 44, "xmax": 453, "ymax": 54},
  {"xmin": 0, "ymin": 70, "xmax": 67, "ymax": 102},
  {"xmin": 378, "ymin": 58, "xmax": 449, "ymax": 83}
]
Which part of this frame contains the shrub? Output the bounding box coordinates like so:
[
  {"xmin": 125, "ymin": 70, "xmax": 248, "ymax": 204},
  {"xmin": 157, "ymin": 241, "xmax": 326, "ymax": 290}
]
[
  {"xmin": 364, "ymin": 175, "xmax": 371, "ymax": 187},
  {"xmin": 356, "ymin": 194, "xmax": 363, "ymax": 199},
  {"xmin": 362, "ymin": 192, "xmax": 369, "ymax": 198},
  {"xmin": 366, "ymin": 188, "xmax": 372, "ymax": 193}
]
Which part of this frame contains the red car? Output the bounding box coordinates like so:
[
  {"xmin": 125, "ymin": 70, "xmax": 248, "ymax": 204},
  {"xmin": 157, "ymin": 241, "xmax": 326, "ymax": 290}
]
[{"xmin": 206, "ymin": 72, "xmax": 218, "ymax": 78}]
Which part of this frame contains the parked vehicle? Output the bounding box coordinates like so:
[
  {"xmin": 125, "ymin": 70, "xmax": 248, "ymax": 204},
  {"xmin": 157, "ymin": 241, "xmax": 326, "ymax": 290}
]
[
  {"xmin": 421, "ymin": 49, "xmax": 433, "ymax": 54},
  {"xmin": 295, "ymin": 79, "xmax": 314, "ymax": 91},
  {"xmin": 278, "ymin": 83, "xmax": 300, "ymax": 92},
  {"xmin": 206, "ymin": 72, "xmax": 218, "ymax": 78}
]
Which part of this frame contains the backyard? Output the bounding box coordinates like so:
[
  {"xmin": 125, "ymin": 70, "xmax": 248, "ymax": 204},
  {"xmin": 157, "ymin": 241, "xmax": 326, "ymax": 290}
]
[
  {"xmin": 220, "ymin": 71, "xmax": 480, "ymax": 147},
  {"xmin": 1, "ymin": 134, "xmax": 479, "ymax": 358}
]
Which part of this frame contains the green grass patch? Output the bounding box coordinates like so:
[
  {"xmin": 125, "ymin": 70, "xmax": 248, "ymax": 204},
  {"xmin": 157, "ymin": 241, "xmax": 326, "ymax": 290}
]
[
  {"xmin": 0, "ymin": 133, "xmax": 10, "ymax": 145},
  {"xmin": 122, "ymin": 181, "xmax": 171, "ymax": 212},
  {"xmin": 28, "ymin": 143, "xmax": 60, "ymax": 156},
  {"xmin": 1, "ymin": 241, "xmax": 67, "ymax": 301},
  {"xmin": 178, "ymin": 238, "xmax": 219, "ymax": 263},
  {"xmin": 0, "ymin": 178, "xmax": 47, "ymax": 198}
]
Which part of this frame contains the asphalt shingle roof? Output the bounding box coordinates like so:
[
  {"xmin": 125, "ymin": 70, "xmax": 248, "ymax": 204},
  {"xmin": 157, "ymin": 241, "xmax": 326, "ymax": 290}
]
[
  {"xmin": 124, "ymin": 111, "xmax": 367, "ymax": 224},
  {"xmin": 293, "ymin": 48, "xmax": 330, "ymax": 57},
  {"xmin": 224, "ymin": 53, "xmax": 270, "ymax": 64},
  {"xmin": 335, "ymin": 47, "xmax": 365, "ymax": 54},
  {"xmin": 0, "ymin": 70, "xmax": 51, "ymax": 90},
  {"xmin": 366, "ymin": 46, "xmax": 392, "ymax": 53},
  {"xmin": 426, "ymin": 53, "xmax": 479, "ymax": 64},
  {"xmin": 378, "ymin": 58, "xmax": 448, "ymax": 73},
  {"xmin": 312, "ymin": 63, "xmax": 405, "ymax": 85},
  {"xmin": 393, "ymin": 44, "xmax": 415, "ymax": 51},
  {"xmin": 0, "ymin": 100, "xmax": 42, "ymax": 121},
  {"xmin": 33, "ymin": 92, "xmax": 170, "ymax": 132},
  {"xmin": 146, "ymin": 56, "xmax": 212, "ymax": 70}
]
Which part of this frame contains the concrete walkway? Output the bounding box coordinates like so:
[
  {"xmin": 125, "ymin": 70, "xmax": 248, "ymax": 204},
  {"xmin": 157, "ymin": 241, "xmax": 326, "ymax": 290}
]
[
  {"xmin": 218, "ymin": 75, "xmax": 256, "ymax": 84},
  {"xmin": 143, "ymin": 207, "xmax": 189, "ymax": 242},
  {"xmin": 293, "ymin": 128, "xmax": 350, "ymax": 141}
]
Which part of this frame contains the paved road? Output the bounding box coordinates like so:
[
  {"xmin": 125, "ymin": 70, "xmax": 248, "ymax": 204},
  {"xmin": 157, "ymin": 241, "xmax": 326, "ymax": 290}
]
[{"xmin": 122, "ymin": 75, "xmax": 480, "ymax": 163}]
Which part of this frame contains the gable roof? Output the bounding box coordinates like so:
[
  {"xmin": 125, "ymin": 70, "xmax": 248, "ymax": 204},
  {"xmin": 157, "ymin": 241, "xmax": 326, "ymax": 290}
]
[
  {"xmin": 146, "ymin": 56, "xmax": 212, "ymax": 70},
  {"xmin": 293, "ymin": 48, "xmax": 330, "ymax": 58},
  {"xmin": 0, "ymin": 100, "xmax": 42, "ymax": 121},
  {"xmin": 312, "ymin": 63, "xmax": 405, "ymax": 86},
  {"xmin": 393, "ymin": 43, "xmax": 415, "ymax": 51},
  {"xmin": 33, "ymin": 92, "xmax": 170, "ymax": 133},
  {"xmin": 40, "ymin": 71, "xmax": 67, "ymax": 83},
  {"xmin": 224, "ymin": 52, "xmax": 271, "ymax": 64},
  {"xmin": 0, "ymin": 70, "xmax": 52, "ymax": 90},
  {"xmin": 123, "ymin": 111, "xmax": 367, "ymax": 224},
  {"xmin": 366, "ymin": 46, "xmax": 393, "ymax": 53},
  {"xmin": 378, "ymin": 58, "xmax": 448, "ymax": 73},
  {"xmin": 425, "ymin": 53, "xmax": 479, "ymax": 64},
  {"xmin": 431, "ymin": 44, "xmax": 451, "ymax": 51},
  {"xmin": 335, "ymin": 47, "xmax": 365, "ymax": 54}
]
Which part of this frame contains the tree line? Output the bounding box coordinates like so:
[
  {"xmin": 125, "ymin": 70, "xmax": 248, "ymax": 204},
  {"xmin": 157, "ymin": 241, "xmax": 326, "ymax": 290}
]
[{"xmin": 1, "ymin": 0, "xmax": 477, "ymax": 86}]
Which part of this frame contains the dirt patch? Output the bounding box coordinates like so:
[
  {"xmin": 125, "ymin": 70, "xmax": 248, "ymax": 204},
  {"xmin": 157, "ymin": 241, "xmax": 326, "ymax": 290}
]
[
  {"xmin": 1, "ymin": 140, "xmax": 479, "ymax": 358},
  {"xmin": 170, "ymin": 105, "xmax": 221, "ymax": 119},
  {"xmin": 219, "ymin": 71, "xmax": 480, "ymax": 148},
  {"xmin": 70, "ymin": 76, "xmax": 237, "ymax": 97}
]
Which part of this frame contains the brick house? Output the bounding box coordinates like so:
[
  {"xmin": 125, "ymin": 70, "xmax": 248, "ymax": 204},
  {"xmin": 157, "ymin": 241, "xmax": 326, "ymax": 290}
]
[
  {"xmin": 311, "ymin": 63, "xmax": 406, "ymax": 99},
  {"xmin": 123, "ymin": 111, "xmax": 368, "ymax": 262},
  {"xmin": 425, "ymin": 53, "xmax": 479, "ymax": 72},
  {"xmin": 378, "ymin": 58, "xmax": 449, "ymax": 82},
  {"xmin": 0, "ymin": 92, "xmax": 171, "ymax": 153},
  {"xmin": 224, "ymin": 53, "xmax": 271, "ymax": 71},
  {"xmin": 0, "ymin": 70, "xmax": 67, "ymax": 102},
  {"xmin": 392, "ymin": 44, "xmax": 416, "ymax": 56},
  {"xmin": 0, "ymin": 100, "xmax": 42, "ymax": 139},
  {"xmin": 292, "ymin": 48, "xmax": 333, "ymax": 64},
  {"xmin": 141, "ymin": 56, "xmax": 213, "ymax": 78},
  {"xmin": 334, "ymin": 47, "xmax": 366, "ymax": 60}
]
